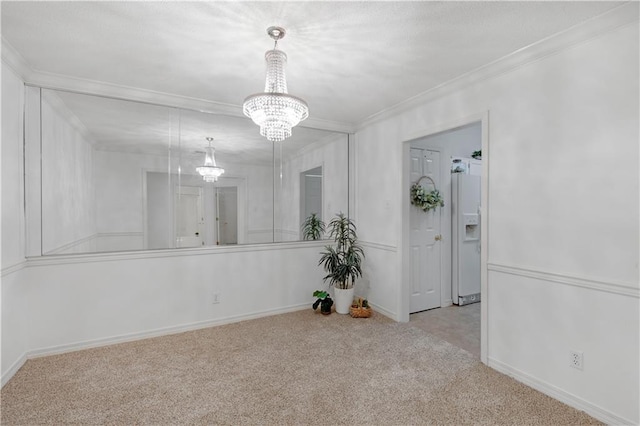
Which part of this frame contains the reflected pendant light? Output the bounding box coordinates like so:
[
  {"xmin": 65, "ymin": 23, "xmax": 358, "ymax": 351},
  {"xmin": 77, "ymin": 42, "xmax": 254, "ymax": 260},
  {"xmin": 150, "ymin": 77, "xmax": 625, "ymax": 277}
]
[
  {"xmin": 196, "ymin": 137, "xmax": 225, "ymax": 183},
  {"xmin": 243, "ymin": 26, "xmax": 309, "ymax": 142}
]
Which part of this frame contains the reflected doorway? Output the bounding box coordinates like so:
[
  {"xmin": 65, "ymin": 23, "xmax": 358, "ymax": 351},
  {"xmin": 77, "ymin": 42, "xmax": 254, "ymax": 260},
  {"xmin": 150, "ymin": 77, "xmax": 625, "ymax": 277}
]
[
  {"xmin": 176, "ymin": 186, "xmax": 204, "ymax": 248},
  {"xmin": 216, "ymin": 186, "xmax": 238, "ymax": 245},
  {"xmin": 300, "ymin": 166, "xmax": 323, "ymax": 238},
  {"xmin": 144, "ymin": 172, "xmax": 246, "ymax": 249}
]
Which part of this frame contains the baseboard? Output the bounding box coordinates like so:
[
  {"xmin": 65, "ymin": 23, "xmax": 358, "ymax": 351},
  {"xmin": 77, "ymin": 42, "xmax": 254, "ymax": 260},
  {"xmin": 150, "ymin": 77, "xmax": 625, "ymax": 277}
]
[
  {"xmin": 1, "ymin": 353, "xmax": 27, "ymax": 387},
  {"xmin": 26, "ymin": 303, "xmax": 310, "ymax": 360},
  {"xmin": 488, "ymin": 357, "xmax": 635, "ymax": 426},
  {"xmin": 369, "ymin": 302, "xmax": 397, "ymax": 321}
]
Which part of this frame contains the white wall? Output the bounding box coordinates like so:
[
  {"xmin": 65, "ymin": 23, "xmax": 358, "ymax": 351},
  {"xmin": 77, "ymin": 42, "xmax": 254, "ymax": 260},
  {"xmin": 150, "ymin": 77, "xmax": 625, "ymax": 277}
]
[
  {"xmin": 1, "ymin": 63, "xmax": 29, "ymax": 382},
  {"xmin": 41, "ymin": 92, "xmax": 96, "ymax": 254},
  {"xmin": 95, "ymin": 150, "xmax": 274, "ymax": 249},
  {"xmin": 94, "ymin": 150, "xmax": 166, "ymax": 251},
  {"xmin": 2, "ymin": 65, "xmax": 26, "ymax": 268},
  {"xmin": 41, "ymin": 90, "xmax": 96, "ymax": 253},
  {"xmin": 355, "ymin": 20, "xmax": 639, "ymax": 424},
  {"xmin": 22, "ymin": 243, "xmax": 326, "ymax": 357}
]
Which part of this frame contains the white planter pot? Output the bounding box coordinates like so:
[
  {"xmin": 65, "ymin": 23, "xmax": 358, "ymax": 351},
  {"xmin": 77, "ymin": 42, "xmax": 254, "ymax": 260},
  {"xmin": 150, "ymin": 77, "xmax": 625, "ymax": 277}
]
[{"xmin": 333, "ymin": 286, "xmax": 354, "ymax": 314}]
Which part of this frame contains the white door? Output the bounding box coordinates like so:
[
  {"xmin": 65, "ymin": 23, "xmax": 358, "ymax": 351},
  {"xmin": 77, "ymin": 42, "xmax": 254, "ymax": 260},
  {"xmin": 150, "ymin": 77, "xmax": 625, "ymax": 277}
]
[
  {"xmin": 409, "ymin": 148, "xmax": 442, "ymax": 313},
  {"xmin": 175, "ymin": 186, "xmax": 204, "ymax": 248},
  {"xmin": 216, "ymin": 186, "xmax": 238, "ymax": 245}
]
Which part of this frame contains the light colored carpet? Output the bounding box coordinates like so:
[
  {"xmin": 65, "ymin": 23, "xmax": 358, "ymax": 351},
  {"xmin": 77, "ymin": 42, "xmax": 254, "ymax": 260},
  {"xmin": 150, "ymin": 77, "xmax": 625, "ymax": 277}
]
[
  {"xmin": 1, "ymin": 310, "xmax": 600, "ymax": 425},
  {"xmin": 411, "ymin": 303, "xmax": 481, "ymax": 357}
]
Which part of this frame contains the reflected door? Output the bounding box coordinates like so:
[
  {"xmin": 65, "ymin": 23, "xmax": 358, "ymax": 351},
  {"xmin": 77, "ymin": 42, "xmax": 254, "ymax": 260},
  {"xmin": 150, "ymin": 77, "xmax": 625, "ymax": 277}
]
[
  {"xmin": 300, "ymin": 166, "xmax": 323, "ymax": 237},
  {"xmin": 409, "ymin": 148, "xmax": 442, "ymax": 313},
  {"xmin": 176, "ymin": 186, "xmax": 204, "ymax": 247},
  {"xmin": 216, "ymin": 187, "xmax": 238, "ymax": 245}
]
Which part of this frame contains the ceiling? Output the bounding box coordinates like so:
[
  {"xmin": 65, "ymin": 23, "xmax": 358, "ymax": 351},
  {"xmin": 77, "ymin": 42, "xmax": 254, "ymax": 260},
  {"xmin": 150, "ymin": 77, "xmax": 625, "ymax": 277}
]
[{"xmin": 1, "ymin": 1, "xmax": 624, "ymax": 130}]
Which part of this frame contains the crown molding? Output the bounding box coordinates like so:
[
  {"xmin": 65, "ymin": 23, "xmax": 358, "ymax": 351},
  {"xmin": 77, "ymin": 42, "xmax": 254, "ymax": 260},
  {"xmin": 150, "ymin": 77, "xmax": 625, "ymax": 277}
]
[
  {"xmin": 356, "ymin": 2, "xmax": 639, "ymax": 131},
  {"xmin": 21, "ymin": 68, "xmax": 355, "ymax": 134},
  {"xmin": 41, "ymin": 89, "xmax": 97, "ymax": 145},
  {"xmin": 27, "ymin": 69, "xmax": 244, "ymax": 114},
  {"xmin": 1, "ymin": 37, "xmax": 33, "ymax": 81}
]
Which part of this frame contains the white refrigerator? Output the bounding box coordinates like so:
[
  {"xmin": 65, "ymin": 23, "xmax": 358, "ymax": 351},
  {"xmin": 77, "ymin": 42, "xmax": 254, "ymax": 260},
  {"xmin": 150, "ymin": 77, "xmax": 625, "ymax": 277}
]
[{"xmin": 451, "ymin": 173, "xmax": 481, "ymax": 305}]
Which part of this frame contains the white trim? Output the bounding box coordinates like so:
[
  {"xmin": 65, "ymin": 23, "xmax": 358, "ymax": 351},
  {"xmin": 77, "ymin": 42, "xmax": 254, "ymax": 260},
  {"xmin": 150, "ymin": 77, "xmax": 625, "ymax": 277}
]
[
  {"xmin": 275, "ymin": 229, "xmax": 299, "ymax": 237},
  {"xmin": 479, "ymin": 112, "xmax": 490, "ymax": 366},
  {"xmin": 23, "ymin": 75, "xmax": 354, "ymax": 134},
  {"xmin": 286, "ymin": 132, "xmax": 346, "ymax": 162},
  {"xmin": 488, "ymin": 263, "xmax": 640, "ymax": 298},
  {"xmin": 40, "ymin": 89, "xmax": 96, "ymax": 145},
  {"xmin": 44, "ymin": 233, "xmax": 98, "ymax": 255},
  {"xmin": 360, "ymin": 240, "xmax": 397, "ymax": 253},
  {"xmin": 247, "ymin": 229, "xmax": 277, "ymax": 236},
  {"xmin": 25, "ymin": 239, "xmax": 327, "ymax": 267},
  {"xmin": 26, "ymin": 303, "xmax": 309, "ymax": 360},
  {"xmin": 357, "ymin": 2, "xmax": 639, "ymax": 130},
  {"xmin": 488, "ymin": 357, "xmax": 635, "ymax": 426},
  {"xmin": 24, "ymin": 86, "xmax": 43, "ymax": 257},
  {"xmin": 1, "ymin": 260, "xmax": 27, "ymax": 277},
  {"xmin": 1, "ymin": 37, "xmax": 33, "ymax": 81},
  {"xmin": 1, "ymin": 354, "xmax": 27, "ymax": 388},
  {"xmin": 368, "ymin": 302, "xmax": 397, "ymax": 322},
  {"xmin": 97, "ymin": 232, "xmax": 144, "ymax": 239}
]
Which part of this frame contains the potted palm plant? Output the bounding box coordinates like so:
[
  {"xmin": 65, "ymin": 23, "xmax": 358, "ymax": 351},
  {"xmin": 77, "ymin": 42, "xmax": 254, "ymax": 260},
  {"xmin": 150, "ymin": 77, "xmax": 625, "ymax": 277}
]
[
  {"xmin": 318, "ymin": 212, "xmax": 364, "ymax": 314},
  {"xmin": 301, "ymin": 213, "xmax": 325, "ymax": 240}
]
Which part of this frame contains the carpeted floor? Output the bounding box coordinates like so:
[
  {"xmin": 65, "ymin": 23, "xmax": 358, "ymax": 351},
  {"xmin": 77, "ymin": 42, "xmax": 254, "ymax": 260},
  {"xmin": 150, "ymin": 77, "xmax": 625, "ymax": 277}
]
[{"xmin": 1, "ymin": 309, "xmax": 600, "ymax": 425}]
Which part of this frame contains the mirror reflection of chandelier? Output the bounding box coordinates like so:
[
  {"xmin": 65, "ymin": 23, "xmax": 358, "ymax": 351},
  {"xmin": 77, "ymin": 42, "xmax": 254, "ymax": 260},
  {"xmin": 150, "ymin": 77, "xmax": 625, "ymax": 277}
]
[
  {"xmin": 243, "ymin": 26, "xmax": 309, "ymax": 142},
  {"xmin": 196, "ymin": 137, "xmax": 225, "ymax": 183}
]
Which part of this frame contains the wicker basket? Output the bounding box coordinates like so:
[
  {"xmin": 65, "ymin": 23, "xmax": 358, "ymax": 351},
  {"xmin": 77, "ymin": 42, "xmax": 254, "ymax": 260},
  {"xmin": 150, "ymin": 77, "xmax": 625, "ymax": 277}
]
[{"xmin": 349, "ymin": 305, "xmax": 372, "ymax": 318}]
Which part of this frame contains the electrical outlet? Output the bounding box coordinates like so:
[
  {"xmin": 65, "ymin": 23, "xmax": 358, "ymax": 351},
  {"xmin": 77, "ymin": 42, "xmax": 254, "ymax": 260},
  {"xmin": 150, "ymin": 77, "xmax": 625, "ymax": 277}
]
[
  {"xmin": 212, "ymin": 293, "xmax": 220, "ymax": 304},
  {"xmin": 569, "ymin": 350, "xmax": 583, "ymax": 370}
]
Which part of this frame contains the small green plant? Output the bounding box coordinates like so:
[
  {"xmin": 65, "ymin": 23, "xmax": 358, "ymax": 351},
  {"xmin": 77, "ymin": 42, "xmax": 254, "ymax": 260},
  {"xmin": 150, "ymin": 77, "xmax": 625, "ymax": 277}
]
[
  {"xmin": 301, "ymin": 213, "xmax": 325, "ymax": 240},
  {"xmin": 318, "ymin": 213, "xmax": 364, "ymax": 290},
  {"xmin": 472, "ymin": 150, "xmax": 482, "ymax": 160},
  {"xmin": 312, "ymin": 290, "xmax": 333, "ymax": 315}
]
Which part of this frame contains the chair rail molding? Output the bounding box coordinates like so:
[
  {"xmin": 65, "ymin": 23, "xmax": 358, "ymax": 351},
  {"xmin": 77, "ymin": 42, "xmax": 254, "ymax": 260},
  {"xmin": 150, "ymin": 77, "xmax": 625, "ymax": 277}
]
[{"xmin": 488, "ymin": 262, "xmax": 639, "ymax": 298}]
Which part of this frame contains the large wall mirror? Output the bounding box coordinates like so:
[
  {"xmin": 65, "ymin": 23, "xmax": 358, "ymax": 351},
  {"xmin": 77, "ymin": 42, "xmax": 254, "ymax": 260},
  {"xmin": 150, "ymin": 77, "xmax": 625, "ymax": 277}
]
[{"xmin": 33, "ymin": 88, "xmax": 349, "ymax": 255}]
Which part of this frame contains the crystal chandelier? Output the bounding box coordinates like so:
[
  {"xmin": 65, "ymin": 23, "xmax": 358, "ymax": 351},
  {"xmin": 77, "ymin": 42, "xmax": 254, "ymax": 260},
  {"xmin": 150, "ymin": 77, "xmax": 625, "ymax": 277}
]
[
  {"xmin": 243, "ymin": 26, "xmax": 309, "ymax": 142},
  {"xmin": 196, "ymin": 137, "xmax": 224, "ymax": 183}
]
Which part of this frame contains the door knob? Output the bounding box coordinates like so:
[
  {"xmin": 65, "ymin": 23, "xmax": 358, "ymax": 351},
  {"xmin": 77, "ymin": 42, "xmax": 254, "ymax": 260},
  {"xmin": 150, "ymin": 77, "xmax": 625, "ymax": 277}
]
[
  {"xmin": 434, "ymin": 234, "xmax": 442, "ymax": 241},
  {"xmin": 195, "ymin": 232, "xmax": 199, "ymax": 236}
]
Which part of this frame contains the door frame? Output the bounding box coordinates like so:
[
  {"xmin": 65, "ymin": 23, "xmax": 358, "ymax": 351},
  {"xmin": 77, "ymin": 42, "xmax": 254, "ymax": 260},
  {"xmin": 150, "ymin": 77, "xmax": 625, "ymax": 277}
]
[{"xmin": 400, "ymin": 111, "xmax": 489, "ymax": 364}]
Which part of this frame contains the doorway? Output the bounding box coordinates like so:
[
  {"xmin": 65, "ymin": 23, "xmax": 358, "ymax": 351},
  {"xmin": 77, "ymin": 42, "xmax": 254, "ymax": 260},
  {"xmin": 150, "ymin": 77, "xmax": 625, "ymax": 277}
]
[
  {"xmin": 401, "ymin": 113, "xmax": 488, "ymax": 363},
  {"xmin": 216, "ymin": 186, "xmax": 238, "ymax": 245},
  {"xmin": 300, "ymin": 166, "xmax": 323, "ymax": 238},
  {"xmin": 144, "ymin": 172, "xmax": 246, "ymax": 249}
]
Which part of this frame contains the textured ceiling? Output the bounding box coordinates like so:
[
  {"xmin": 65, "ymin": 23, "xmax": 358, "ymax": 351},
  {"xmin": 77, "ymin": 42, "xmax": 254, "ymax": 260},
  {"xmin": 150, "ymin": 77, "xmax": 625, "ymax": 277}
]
[{"xmin": 2, "ymin": 1, "xmax": 623, "ymax": 127}]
